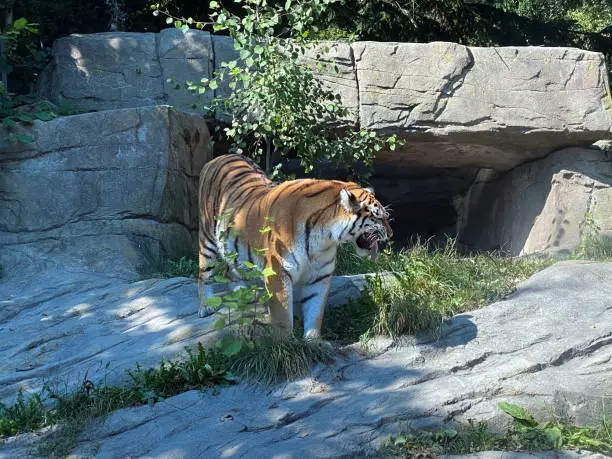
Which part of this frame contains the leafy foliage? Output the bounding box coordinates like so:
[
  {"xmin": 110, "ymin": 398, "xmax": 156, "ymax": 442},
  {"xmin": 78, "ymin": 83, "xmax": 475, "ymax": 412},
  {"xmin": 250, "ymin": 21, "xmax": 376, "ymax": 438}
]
[
  {"xmin": 127, "ymin": 343, "xmax": 235, "ymax": 404},
  {"xmin": 0, "ymin": 18, "xmax": 56, "ymax": 143},
  {"xmin": 153, "ymin": 0, "xmax": 400, "ymax": 177},
  {"xmin": 0, "ymin": 17, "xmax": 48, "ymax": 94},
  {"xmin": 385, "ymin": 401, "xmax": 612, "ymax": 456},
  {"xmin": 0, "ymin": 390, "xmax": 50, "ymax": 437}
]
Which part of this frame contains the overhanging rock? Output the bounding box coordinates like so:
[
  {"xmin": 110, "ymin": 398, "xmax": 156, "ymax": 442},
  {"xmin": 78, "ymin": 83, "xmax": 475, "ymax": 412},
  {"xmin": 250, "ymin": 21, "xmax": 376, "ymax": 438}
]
[{"xmin": 354, "ymin": 42, "xmax": 612, "ymax": 169}]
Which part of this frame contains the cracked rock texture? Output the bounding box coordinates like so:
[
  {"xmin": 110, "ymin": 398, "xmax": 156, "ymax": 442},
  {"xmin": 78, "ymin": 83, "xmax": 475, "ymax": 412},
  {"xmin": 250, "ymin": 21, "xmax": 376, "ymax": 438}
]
[
  {"xmin": 355, "ymin": 42, "xmax": 612, "ymax": 169},
  {"xmin": 0, "ymin": 105, "xmax": 211, "ymax": 280},
  {"xmin": 458, "ymin": 146, "xmax": 612, "ymax": 255},
  {"xmin": 1, "ymin": 261, "xmax": 610, "ymax": 458},
  {"xmin": 0, "ymin": 271, "xmax": 371, "ymax": 406},
  {"xmin": 40, "ymin": 32, "xmax": 612, "ymax": 170}
]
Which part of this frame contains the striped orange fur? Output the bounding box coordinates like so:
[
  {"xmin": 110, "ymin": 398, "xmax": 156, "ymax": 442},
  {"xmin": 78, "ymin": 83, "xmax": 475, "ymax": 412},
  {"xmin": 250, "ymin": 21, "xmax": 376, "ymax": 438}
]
[{"xmin": 198, "ymin": 154, "xmax": 392, "ymax": 339}]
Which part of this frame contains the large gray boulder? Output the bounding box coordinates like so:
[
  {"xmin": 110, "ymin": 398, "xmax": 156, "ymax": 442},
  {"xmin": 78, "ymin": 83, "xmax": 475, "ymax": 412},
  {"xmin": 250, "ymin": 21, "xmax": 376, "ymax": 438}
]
[
  {"xmin": 39, "ymin": 32, "xmax": 612, "ymax": 170},
  {"xmin": 458, "ymin": 145, "xmax": 612, "ymax": 255},
  {"xmin": 0, "ymin": 106, "xmax": 211, "ymax": 280},
  {"xmin": 1, "ymin": 261, "xmax": 610, "ymax": 458},
  {"xmin": 40, "ymin": 30, "xmax": 214, "ymax": 113},
  {"xmin": 40, "ymin": 32, "xmax": 165, "ymax": 111},
  {"xmin": 354, "ymin": 42, "xmax": 612, "ymax": 169}
]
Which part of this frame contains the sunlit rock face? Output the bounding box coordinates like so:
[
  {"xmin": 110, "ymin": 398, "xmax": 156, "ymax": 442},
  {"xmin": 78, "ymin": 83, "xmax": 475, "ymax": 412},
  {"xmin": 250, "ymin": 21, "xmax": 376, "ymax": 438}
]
[{"xmin": 0, "ymin": 106, "xmax": 211, "ymax": 280}]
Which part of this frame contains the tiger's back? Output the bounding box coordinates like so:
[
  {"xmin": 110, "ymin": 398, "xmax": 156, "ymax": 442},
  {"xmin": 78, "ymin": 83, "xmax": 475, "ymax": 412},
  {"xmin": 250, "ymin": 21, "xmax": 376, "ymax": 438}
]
[{"xmin": 198, "ymin": 154, "xmax": 392, "ymax": 339}]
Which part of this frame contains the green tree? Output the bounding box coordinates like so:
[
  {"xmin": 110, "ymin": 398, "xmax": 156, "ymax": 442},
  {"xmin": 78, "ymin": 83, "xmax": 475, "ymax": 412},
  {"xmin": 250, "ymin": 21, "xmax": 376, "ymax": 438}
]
[{"xmin": 153, "ymin": 0, "xmax": 399, "ymax": 177}]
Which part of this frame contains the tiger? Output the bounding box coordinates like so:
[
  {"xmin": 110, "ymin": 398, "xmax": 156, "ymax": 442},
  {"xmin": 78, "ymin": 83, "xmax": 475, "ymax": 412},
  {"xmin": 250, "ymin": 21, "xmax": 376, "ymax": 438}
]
[{"xmin": 197, "ymin": 153, "xmax": 392, "ymax": 339}]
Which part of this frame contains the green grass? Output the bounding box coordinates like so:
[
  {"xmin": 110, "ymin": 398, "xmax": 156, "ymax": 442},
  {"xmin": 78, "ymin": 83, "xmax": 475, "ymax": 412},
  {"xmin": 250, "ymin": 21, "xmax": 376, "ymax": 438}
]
[
  {"xmin": 0, "ymin": 391, "xmax": 51, "ymax": 438},
  {"xmin": 0, "ymin": 334, "xmax": 335, "ymax": 455},
  {"xmin": 230, "ymin": 328, "xmax": 336, "ymax": 385},
  {"xmin": 333, "ymin": 240, "xmax": 553, "ymax": 339},
  {"xmin": 570, "ymin": 235, "xmax": 612, "ymax": 261},
  {"xmin": 155, "ymin": 256, "xmax": 199, "ymax": 278},
  {"xmin": 382, "ymin": 402, "xmax": 612, "ymax": 457},
  {"xmin": 0, "ymin": 343, "xmax": 237, "ymax": 456}
]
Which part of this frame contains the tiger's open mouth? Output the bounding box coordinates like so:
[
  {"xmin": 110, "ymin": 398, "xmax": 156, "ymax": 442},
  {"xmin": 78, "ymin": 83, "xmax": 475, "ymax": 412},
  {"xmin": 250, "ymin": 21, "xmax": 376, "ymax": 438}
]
[{"xmin": 356, "ymin": 232, "xmax": 380, "ymax": 262}]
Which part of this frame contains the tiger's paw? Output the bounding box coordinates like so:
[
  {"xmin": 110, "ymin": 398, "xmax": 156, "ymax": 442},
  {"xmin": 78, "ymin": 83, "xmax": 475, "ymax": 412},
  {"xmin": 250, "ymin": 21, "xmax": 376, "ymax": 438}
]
[{"xmin": 304, "ymin": 330, "xmax": 334, "ymax": 352}]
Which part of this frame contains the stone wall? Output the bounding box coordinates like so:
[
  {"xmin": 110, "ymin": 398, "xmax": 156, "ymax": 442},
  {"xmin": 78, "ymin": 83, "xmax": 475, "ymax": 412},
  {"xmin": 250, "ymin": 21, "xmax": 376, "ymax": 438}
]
[
  {"xmin": 40, "ymin": 31, "xmax": 612, "ymax": 171},
  {"xmin": 0, "ymin": 106, "xmax": 211, "ymax": 280}
]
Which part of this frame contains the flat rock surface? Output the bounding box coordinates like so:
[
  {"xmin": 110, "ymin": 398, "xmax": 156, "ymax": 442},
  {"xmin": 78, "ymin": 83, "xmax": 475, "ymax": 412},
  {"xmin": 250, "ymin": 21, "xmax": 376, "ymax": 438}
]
[
  {"xmin": 1, "ymin": 261, "xmax": 611, "ymax": 458},
  {"xmin": 0, "ymin": 269, "xmax": 369, "ymax": 406}
]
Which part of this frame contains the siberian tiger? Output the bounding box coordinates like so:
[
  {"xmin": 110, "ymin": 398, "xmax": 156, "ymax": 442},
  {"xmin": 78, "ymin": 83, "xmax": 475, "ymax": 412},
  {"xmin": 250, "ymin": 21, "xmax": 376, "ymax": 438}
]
[{"xmin": 197, "ymin": 154, "xmax": 392, "ymax": 339}]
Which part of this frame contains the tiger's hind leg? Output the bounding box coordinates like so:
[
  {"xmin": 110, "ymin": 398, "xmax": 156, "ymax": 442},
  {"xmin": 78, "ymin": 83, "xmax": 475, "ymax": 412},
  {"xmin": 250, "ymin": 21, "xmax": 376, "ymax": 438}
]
[{"xmin": 198, "ymin": 226, "xmax": 222, "ymax": 318}]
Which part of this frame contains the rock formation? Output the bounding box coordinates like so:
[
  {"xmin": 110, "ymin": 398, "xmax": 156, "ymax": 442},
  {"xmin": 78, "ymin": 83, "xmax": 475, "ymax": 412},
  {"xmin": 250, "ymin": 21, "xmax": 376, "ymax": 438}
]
[
  {"xmin": 35, "ymin": 30, "xmax": 612, "ymax": 253},
  {"xmin": 0, "ymin": 106, "xmax": 211, "ymax": 280}
]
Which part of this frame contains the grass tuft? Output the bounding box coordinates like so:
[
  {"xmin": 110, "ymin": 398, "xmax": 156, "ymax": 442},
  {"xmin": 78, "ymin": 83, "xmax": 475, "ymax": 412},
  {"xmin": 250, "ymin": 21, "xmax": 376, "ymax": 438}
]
[
  {"xmin": 0, "ymin": 391, "xmax": 50, "ymax": 438},
  {"xmin": 335, "ymin": 239, "xmax": 553, "ymax": 339},
  {"xmin": 571, "ymin": 234, "xmax": 612, "ymax": 261},
  {"xmin": 160, "ymin": 256, "xmax": 199, "ymax": 278},
  {"xmin": 230, "ymin": 328, "xmax": 336, "ymax": 386}
]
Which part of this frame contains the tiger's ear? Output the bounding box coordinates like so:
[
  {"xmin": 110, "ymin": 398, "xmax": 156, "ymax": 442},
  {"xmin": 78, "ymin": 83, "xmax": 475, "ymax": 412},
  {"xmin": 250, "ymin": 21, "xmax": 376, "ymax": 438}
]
[
  {"xmin": 364, "ymin": 186, "xmax": 375, "ymax": 195},
  {"xmin": 340, "ymin": 188, "xmax": 362, "ymax": 212}
]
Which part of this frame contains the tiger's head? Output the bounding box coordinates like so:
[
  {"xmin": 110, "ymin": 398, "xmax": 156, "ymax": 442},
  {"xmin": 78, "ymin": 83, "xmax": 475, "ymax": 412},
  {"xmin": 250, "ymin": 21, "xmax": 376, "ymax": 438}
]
[{"xmin": 339, "ymin": 186, "xmax": 393, "ymax": 261}]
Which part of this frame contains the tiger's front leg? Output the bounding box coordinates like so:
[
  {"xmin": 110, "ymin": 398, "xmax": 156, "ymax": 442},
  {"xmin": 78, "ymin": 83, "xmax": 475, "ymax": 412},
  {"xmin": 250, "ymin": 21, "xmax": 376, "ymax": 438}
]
[
  {"xmin": 265, "ymin": 261, "xmax": 294, "ymax": 337},
  {"xmin": 299, "ymin": 272, "xmax": 333, "ymax": 339}
]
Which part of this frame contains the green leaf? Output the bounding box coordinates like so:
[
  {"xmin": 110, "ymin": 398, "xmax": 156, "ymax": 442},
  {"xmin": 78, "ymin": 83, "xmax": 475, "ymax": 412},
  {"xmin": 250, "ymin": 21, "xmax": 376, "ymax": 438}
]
[
  {"xmin": 261, "ymin": 267, "xmax": 276, "ymax": 278},
  {"xmin": 2, "ymin": 118, "xmax": 17, "ymax": 128},
  {"xmin": 15, "ymin": 133, "xmax": 34, "ymax": 143},
  {"xmin": 243, "ymin": 261, "xmax": 257, "ymax": 269},
  {"xmin": 209, "ymin": 0, "xmax": 219, "ymax": 8},
  {"xmin": 545, "ymin": 426, "xmax": 563, "ymax": 449},
  {"xmin": 221, "ymin": 338, "xmax": 242, "ymax": 357},
  {"xmin": 17, "ymin": 114, "xmax": 34, "ymax": 123},
  {"xmin": 166, "ymin": 17, "xmax": 173, "ymax": 24},
  {"xmin": 259, "ymin": 226, "xmax": 272, "ymax": 233},
  {"xmin": 254, "ymin": 45, "xmax": 264, "ymax": 55},
  {"xmin": 205, "ymin": 296, "xmax": 223, "ymax": 308},
  {"xmin": 209, "ymin": 80, "xmax": 218, "ymax": 90},
  {"xmin": 498, "ymin": 402, "xmax": 537, "ymax": 427},
  {"xmin": 13, "ymin": 18, "xmax": 28, "ymax": 30},
  {"xmin": 214, "ymin": 317, "xmax": 226, "ymax": 331}
]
